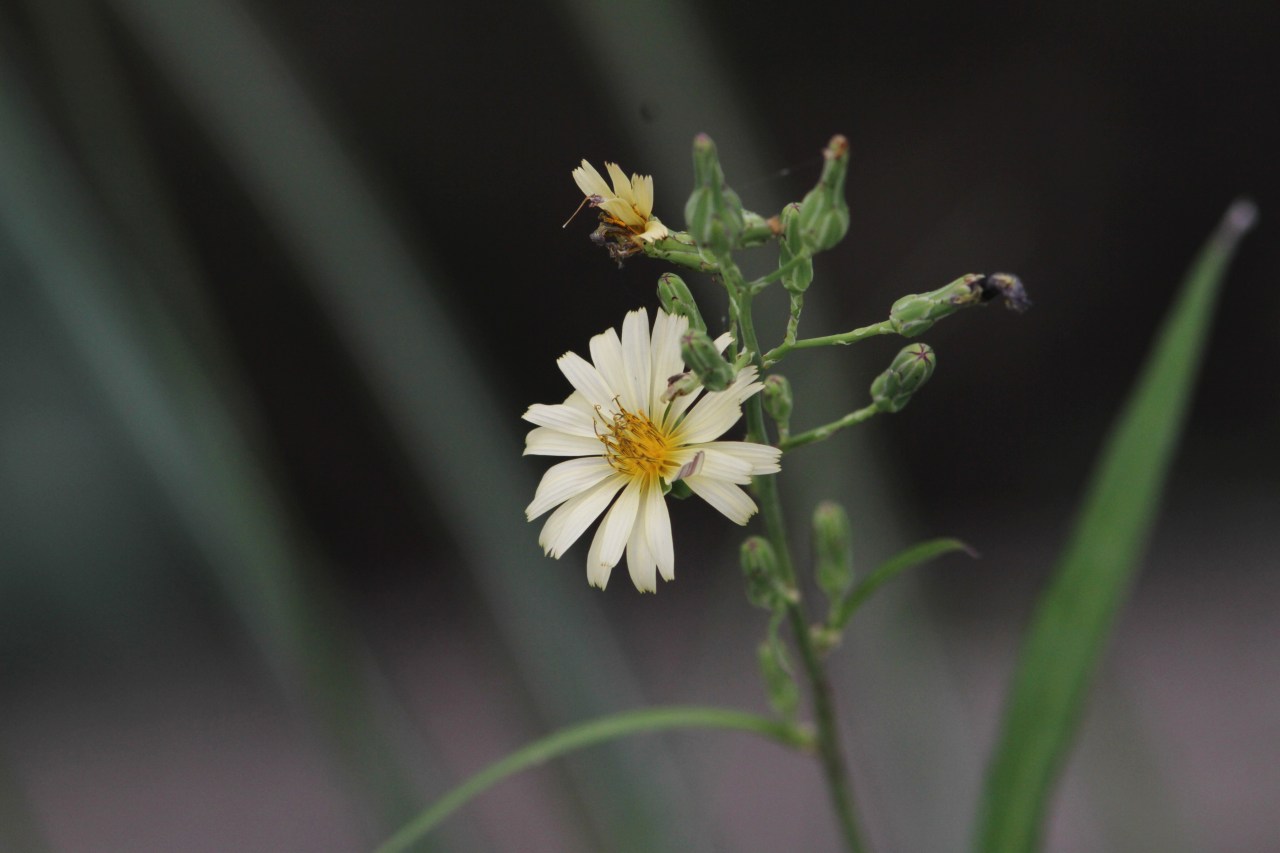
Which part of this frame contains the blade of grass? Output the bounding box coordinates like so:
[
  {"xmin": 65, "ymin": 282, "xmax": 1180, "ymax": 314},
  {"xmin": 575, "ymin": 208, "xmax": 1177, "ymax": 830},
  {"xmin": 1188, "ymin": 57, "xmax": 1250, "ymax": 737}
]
[
  {"xmin": 973, "ymin": 199, "xmax": 1257, "ymax": 853},
  {"xmin": 0, "ymin": 52, "xmax": 431, "ymax": 842},
  {"xmin": 107, "ymin": 1, "xmax": 705, "ymax": 848}
]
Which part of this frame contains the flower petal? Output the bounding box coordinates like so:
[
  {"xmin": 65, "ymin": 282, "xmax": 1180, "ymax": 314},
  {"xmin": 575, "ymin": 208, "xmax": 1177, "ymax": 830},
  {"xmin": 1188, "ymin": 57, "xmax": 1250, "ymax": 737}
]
[
  {"xmin": 636, "ymin": 217, "xmax": 668, "ymax": 242},
  {"xmin": 572, "ymin": 160, "xmax": 610, "ymax": 199},
  {"xmin": 642, "ymin": 481, "xmax": 675, "ymax": 581},
  {"xmin": 683, "ymin": 476, "xmax": 759, "ymax": 525},
  {"xmin": 526, "ymin": 456, "xmax": 616, "ymax": 520},
  {"xmin": 675, "ymin": 367, "xmax": 762, "ymax": 445},
  {"xmin": 539, "ymin": 474, "xmax": 625, "ymax": 558},
  {"xmin": 586, "ymin": 480, "xmax": 641, "ymax": 586},
  {"xmin": 625, "ymin": 514, "xmax": 657, "ymax": 593},
  {"xmin": 697, "ymin": 440, "xmax": 782, "ymax": 477},
  {"xmin": 649, "ymin": 309, "xmax": 688, "ymax": 412},
  {"xmin": 588, "ymin": 327, "xmax": 635, "ymax": 411},
  {"xmin": 523, "ymin": 426, "xmax": 603, "ymax": 457},
  {"xmin": 604, "ymin": 162, "xmax": 634, "ymax": 203},
  {"xmin": 523, "ymin": 402, "xmax": 596, "ymax": 437},
  {"xmin": 620, "ymin": 308, "xmax": 652, "ymax": 414},
  {"xmin": 557, "ymin": 350, "xmax": 615, "ymax": 411},
  {"xmin": 632, "ymin": 173, "xmax": 654, "ymax": 218}
]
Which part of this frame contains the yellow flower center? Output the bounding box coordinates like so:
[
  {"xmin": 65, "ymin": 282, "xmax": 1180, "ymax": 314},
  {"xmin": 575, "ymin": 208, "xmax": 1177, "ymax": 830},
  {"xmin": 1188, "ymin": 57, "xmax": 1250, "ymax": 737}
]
[{"xmin": 597, "ymin": 405, "xmax": 675, "ymax": 479}]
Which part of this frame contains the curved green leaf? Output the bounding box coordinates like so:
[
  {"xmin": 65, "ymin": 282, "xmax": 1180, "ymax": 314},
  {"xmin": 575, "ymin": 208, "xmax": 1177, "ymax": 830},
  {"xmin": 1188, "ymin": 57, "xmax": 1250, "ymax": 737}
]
[{"xmin": 974, "ymin": 200, "xmax": 1257, "ymax": 853}]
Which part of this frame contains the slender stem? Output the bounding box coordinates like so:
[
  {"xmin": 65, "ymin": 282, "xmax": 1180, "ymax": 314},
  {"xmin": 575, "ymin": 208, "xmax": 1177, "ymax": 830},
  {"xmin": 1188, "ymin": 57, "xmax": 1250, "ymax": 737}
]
[
  {"xmin": 746, "ymin": 251, "xmax": 812, "ymax": 293},
  {"xmin": 733, "ymin": 277, "xmax": 869, "ymax": 853},
  {"xmin": 781, "ymin": 405, "xmax": 880, "ymax": 451},
  {"xmin": 374, "ymin": 707, "xmax": 810, "ymax": 853},
  {"xmin": 764, "ymin": 320, "xmax": 895, "ymax": 365}
]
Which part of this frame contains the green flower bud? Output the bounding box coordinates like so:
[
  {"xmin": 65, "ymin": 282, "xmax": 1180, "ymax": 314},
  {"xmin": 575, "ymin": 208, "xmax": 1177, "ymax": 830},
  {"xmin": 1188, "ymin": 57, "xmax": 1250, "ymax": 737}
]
[
  {"xmin": 740, "ymin": 536, "xmax": 783, "ymax": 610},
  {"xmin": 681, "ymin": 329, "xmax": 735, "ymax": 392},
  {"xmin": 758, "ymin": 637, "xmax": 799, "ymax": 719},
  {"xmin": 684, "ymin": 133, "xmax": 743, "ymax": 253},
  {"xmin": 794, "ymin": 135, "xmax": 851, "ymax": 254},
  {"xmin": 762, "ymin": 374, "xmax": 793, "ymax": 430},
  {"xmin": 870, "ymin": 343, "xmax": 937, "ymax": 413},
  {"xmin": 777, "ymin": 204, "xmax": 815, "ymax": 295},
  {"xmin": 887, "ymin": 273, "xmax": 986, "ymax": 337},
  {"xmin": 739, "ymin": 210, "xmax": 778, "ymax": 248},
  {"xmin": 812, "ymin": 501, "xmax": 855, "ymax": 601},
  {"xmin": 656, "ymin": 273, "xmax": 706, "ymax": 332}
]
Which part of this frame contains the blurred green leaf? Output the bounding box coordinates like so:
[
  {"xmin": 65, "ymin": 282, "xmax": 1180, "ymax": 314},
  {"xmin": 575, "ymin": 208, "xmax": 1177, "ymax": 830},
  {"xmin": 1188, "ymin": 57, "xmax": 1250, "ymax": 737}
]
[
  {"xmin": 830, "ymin": 538, "xmax": 975, "ymax": 629},
  {"xmin": 974, "ymin": 200, "xmax": 1257, "ymax": 853}
]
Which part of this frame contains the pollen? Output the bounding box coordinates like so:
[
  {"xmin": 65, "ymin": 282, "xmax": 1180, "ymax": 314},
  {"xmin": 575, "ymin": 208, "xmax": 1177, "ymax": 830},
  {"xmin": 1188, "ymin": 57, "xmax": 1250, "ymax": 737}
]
[{"xmin": 596, "ymin": 405, "xmax": 675, "ymax": 479}]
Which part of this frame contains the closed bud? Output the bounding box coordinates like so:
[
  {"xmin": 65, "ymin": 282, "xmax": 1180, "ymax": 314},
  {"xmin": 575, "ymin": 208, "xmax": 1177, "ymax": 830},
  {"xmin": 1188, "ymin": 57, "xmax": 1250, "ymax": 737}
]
[
  {"xmin": 812, "ymin": 501, "xmax": 855, "ymax": 601},
  {"xmin": 681, "ymin": 329, "xmax": 735, "ymax": 391},
  {"xmin": 871, "ymin": 343, "xmax": 936, "ymax": 413},
  {"xmin": 762, "ymin": 374, "xmax": 793, "ymax": 428},
  {"xmin": 794, "ymin": 135, "xmax": 851, "ymax": 254},
  {"xmin": 888, "ymin": 273, "xmax": 987, "ymax": 336},
  {"xmin": 758, "ymin": 637, "xmax": 799, "ymax": 719},
  {"xmin": 684, "ymin": 133, "xmax": 743, "ymax": 253},
  {"xmin": 657, "ymin": 273, "xmax": 706, "ymax": 332},
  {"xmin": 740, "ymin": 536, "xmax": 783, "ymax": 610}
]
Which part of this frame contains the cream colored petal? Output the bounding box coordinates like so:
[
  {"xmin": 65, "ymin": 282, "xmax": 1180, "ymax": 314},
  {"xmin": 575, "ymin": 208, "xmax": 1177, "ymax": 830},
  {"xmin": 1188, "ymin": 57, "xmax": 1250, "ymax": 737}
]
[
  {"xmin": 636, "ymin": 218, "xmax": 669, "ymax": 243},
  {"xmin": 688, "ymin": 446, "xmax": 756, "ymax": 485},
  {"xmin": 696, "ymin": 440, "xmax": 782, "ymax": 476},
  {"xmin": 572, "ymin": 160, "xmax": 611, "ymax": 198},
  {"xmin": 632, "ymin": 174, "xmax": 655, "ymax": 218},
  {"xmin": 557, "ymin": 350, "xmax": 615, "ymax": 411},
  {"xmin": 620, "ymin": 308, "xmax": 652, "ymax": 416},
  {"xmin": 526, "ymin": 456, "xmax": 616, "ymax": 520},
  {"xmin": 523, "ymin": 426, "xmax": 604, "ymax": 457},
  {"xmin": 649, "ymin": 309, "xmax": 688, "ymax": 412},
  {"xmin": 598, "ymin": 197, "xmax": 645, "ymax": 229},
  {"xmin": 642, "ymin": 481, "xmax": 675, "ymax": 582},
  {"xmin": 674, "ymin": 368, "xmax": 762, "ymax": 445},
  {"xmin": 625, "ymin": 510, "xmax": 657, "ymax": 593},
  {"xmin": 604, "ymin": 162, "xmax": 634, "ymax": 203},
  {"xmin": 539, "ymin": 474, "xmax": 626, "ymax": 558},
  {"xmin": 588, "ymin": 327, "xmax": 636, "ymax": 411},
  {"xmin": 522, "ymin": 402, "xmax": 596, "ymax": 437},
  {"xmin": 586, "ymin": 479, "xmax": 641, "ymax": 586},
  {"xmin": 683, "ymin": 476, "xmax": 758, "ymax": 525}
]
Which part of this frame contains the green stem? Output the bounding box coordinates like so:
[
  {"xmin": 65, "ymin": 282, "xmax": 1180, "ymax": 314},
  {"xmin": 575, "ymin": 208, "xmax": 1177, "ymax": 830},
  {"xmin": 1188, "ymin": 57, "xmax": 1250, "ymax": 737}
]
[
  {"xmin": 374, "ymin": 707, "xmax": 810, "ymax": 853},
  {"xmin": 765, "ymin": 320, "xmax": 895, "ymax": 366},
  {"xmin": 746, "ymin": 251, "xmax": 812, "ymax": 293},
  {"xmin": 735, "ymin": 281, "xmax": 869, "ymax": 853},
  {"xmin": 780, "ymin": 405, "xmax": 881, "ymax": 451}
]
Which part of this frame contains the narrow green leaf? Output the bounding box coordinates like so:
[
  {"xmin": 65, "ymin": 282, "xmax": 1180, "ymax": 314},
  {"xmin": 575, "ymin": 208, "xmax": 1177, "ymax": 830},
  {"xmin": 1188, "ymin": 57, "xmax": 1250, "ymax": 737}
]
[
  {"xmin": 831, "ymin": 538, "xmax": 976, "ymax": 628},
  {"xmin": 374, "ymin": 707, "xmax": 811, "ymax": 853},
  {"xmin": 974, "ymin": 200, "xmax": 1257, "ymax": 853}
]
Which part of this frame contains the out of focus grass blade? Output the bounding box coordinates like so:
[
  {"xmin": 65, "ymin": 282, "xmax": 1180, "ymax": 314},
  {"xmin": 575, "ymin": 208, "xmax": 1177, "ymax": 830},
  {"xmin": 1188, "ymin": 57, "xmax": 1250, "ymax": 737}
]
[
  {"xmin": 106, "ymin": 0, "xmax": 705, "ymax": 847},
  {"xmin": 974, "ymin": 200, "xmax": 1257, "ymax": 853},
  {"xmin": 0, "ymin": 53, "xmax": 429, "ymax": 843}
]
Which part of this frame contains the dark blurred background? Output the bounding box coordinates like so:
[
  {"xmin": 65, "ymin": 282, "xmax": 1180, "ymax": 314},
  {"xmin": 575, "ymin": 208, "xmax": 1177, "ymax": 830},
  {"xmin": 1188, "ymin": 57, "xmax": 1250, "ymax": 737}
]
[{"xmin": 1, "ymin": 1, "xmax": 1276, "ymax": 851}]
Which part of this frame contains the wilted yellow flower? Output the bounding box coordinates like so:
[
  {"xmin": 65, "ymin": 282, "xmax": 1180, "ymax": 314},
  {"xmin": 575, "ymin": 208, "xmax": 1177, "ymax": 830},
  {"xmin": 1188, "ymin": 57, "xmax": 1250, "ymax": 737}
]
[{"xmin": 572, "ymin": 160, "xmax": 669, "ymax": 244}]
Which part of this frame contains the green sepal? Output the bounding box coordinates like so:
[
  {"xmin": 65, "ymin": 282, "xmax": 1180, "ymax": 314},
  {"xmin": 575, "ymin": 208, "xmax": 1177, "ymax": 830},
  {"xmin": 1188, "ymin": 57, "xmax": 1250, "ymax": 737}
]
[
  {"xmin": 887, "ymin": 273, "xmax": 986, "ymax": 337},
  {"xmin": 657, "ymin": 272, "xmax": 706, "ymax": 332},
  {"xmin": 762, "ymin": 374, "xmax": 793, "ymax": 435},
  {"xmin": 793, "ymin": 135, "xmax": 851, "ymax": 254},
  {"xmin": 870, "ymin": 343, "xmax": 936, "ymax": 413},
  {"xmin": 812, "ymin": 501, "xmax": 855, "ymax": 602},
  {"xmin": 681, "ymin": 329, "xmax": 735, "ymax": 391},
  {"xmin": 758, "ymin": 625, "xmax": 799, "ymax": 719},
  {"xmin": 685, "ymin": 133, "xmax": 744, "ymax": 255},
  {"xmin": 665, "ymin": 478, "xmax": 694, "ymax": 500},
  {"xmin": 740, "ymin": 536, "xmax": 785, "ymax": 611}
]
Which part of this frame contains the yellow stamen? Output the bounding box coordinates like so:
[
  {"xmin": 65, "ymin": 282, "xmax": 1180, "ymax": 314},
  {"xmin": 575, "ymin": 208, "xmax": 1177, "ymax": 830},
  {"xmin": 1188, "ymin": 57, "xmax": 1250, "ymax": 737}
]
[{"xmin": 596, "ymin": 404, "xmax": 675, "ymax": 479}]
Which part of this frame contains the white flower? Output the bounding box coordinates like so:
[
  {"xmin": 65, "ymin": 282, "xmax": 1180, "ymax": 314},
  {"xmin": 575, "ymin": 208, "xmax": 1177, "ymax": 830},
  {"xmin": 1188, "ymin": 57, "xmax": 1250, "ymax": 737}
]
[
  {"xmin": 523, "ymin": 308, "xmax": 782, "ymax": 592},
  {"xmin": 572, "ymin": 160, "xmax": 669, "ymax": 244}
]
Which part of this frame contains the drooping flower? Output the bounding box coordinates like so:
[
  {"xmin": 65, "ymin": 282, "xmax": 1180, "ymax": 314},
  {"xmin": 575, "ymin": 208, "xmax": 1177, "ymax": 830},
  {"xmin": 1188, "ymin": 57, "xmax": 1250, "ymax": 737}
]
[
  {"xmin": 523, "ymin": 307, "xmax": 781, "ymax": 592},
  {"xmin": 572, "ymin": 160, "xmax": 669, "ymax": 245}
]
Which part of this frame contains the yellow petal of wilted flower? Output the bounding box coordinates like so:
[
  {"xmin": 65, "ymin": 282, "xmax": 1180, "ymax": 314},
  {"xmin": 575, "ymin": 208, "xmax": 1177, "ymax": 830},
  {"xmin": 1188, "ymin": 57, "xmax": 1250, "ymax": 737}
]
[{"xmin": 571, "ymin": 159, "xmax": 669, "ymax": 244}]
